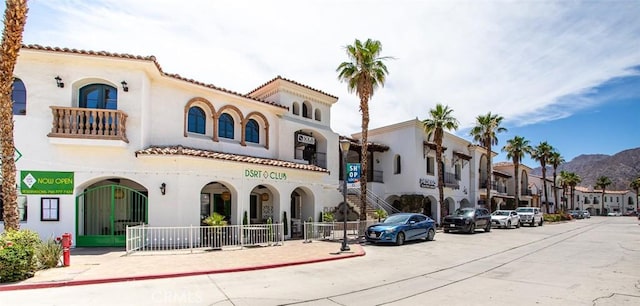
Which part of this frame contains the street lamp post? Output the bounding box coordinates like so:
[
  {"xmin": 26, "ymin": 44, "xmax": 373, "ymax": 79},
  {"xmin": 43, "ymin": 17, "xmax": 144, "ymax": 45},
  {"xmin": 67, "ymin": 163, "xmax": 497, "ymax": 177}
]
[{"xmin": 339, "ymin": 139, "xmax": 351, "ymax": 252}]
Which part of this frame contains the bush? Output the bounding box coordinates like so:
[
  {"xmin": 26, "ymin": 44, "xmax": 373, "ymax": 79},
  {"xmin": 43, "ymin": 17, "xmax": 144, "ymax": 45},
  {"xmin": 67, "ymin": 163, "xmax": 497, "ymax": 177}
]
[
  {"xmin": 0, "ymin": 230, "xmax": 41, "ymax": 283},
  {"xmin": 37, "ymin": 238, "xmax": 63, "ymax": 269}
]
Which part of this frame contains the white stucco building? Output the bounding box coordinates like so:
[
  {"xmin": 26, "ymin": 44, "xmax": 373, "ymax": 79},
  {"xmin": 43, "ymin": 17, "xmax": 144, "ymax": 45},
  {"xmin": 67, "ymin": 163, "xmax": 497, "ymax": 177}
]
[{"xmin": 2, "ymin": 45, "xmax": 343, "ymax": 246}]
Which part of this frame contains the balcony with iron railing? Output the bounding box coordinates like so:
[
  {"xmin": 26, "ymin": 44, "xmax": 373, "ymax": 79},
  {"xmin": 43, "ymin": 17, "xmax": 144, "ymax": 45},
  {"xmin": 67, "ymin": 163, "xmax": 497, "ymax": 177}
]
[
  {"xmin": 444, "ymin": 172, "xmax": 459, "ymax": 189},
  {"xmin": 48, "ymin": 106, "xmax": 129, "ymax": 143}
]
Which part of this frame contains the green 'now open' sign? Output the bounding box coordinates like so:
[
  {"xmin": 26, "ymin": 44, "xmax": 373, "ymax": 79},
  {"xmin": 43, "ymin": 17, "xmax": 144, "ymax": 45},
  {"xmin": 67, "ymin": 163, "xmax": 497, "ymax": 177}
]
[{"xmin": 20, "ymin": 170, "xmax": 74, "ymax": 195}]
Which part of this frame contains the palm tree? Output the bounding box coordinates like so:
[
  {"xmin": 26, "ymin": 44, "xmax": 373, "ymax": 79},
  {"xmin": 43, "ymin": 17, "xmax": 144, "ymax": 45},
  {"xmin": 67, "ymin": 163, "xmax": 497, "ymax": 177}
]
[
  {"xmin": 502, "ymin": 136, "xmax": 531, "ymax": 209},
  {"xmin": 531, "ymin": 141, "xmax": 554, "ymax": 214},
  {"xmin": 630, "ymin": 177, "xmax": 640, "ymax": 211},
  {"xmin": 595, "ymin": 176, "xmax": 612, "ymax": 215},
  {"xmin": 470, "ymin": 112, "xmax": 507, "ymax": 211},
  {"xmin": 567, "ymin": 172, "xmax": 581, "ymax": 210},
  {"xmin": 422, "ymin": 103, "xmax": 458, "ymax": 224},
  {"xmin": 548, "ymin": 151, "xmax": 565, "ymax": 211},
  {"xmin": 1, "ymin": 0, "xmax": 28, "ymax": 231},
  {"xmin": 559, "ymin": 170, "xmax": 570, "ymax": 209},
  {"xmin": 337, "ymin": 38, "xmax": 390, "ymax": 221}
]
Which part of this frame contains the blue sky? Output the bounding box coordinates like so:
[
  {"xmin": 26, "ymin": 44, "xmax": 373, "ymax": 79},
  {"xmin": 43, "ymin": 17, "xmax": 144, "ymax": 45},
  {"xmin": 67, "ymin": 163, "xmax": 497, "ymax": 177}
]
[{"xmin": 13, "ymin": 0, "xmax": 640, "ymax": 168}]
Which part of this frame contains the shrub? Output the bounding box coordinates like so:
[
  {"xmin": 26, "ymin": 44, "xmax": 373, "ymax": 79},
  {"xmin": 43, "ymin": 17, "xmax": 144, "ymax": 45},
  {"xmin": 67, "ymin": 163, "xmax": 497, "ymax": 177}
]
[
  {"xmin": 36, "ymin": 238, "xmax": 63, "ymax": 269},
  {"xmin": 322, "ymin": 211, "xmax": 334, "ymax": 222},
  {"xmin": 0, "ymin": 230, "xmax": 41, "ymax": 283}
]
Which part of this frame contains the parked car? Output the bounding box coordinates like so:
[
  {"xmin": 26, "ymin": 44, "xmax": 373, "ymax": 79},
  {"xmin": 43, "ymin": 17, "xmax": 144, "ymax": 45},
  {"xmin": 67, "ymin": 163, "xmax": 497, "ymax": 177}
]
[
  {"xmin": 442, "ymin": 208, "xmax": 491, "ymax": 234},
  {"xmin": 365, "ymin": 213, "xmax": 436, "ymax": 245},
  {"xmin": 515, "ymin": 207, "xmax": 543, "ymax": 227},
  {"xmin": 491, "ymin": 210, "xmax": 521, "ymax": 229},
  {"xmin": 583, "ymin": 210, "xmax": 591, "ymax": 218},
  {"xmin": 569, "ymin": 210, "xmax": 585, "ymax": 219},
  {"xmin": 606, "ymin": 211, "xmax": 622, "ymax": 216}
]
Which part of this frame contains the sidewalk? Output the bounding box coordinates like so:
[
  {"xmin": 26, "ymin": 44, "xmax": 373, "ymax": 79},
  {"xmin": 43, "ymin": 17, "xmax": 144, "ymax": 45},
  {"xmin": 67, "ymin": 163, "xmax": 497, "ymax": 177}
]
[{"xmin": 0, "ymin": 240, "xmax": 365, "ymax": 291}]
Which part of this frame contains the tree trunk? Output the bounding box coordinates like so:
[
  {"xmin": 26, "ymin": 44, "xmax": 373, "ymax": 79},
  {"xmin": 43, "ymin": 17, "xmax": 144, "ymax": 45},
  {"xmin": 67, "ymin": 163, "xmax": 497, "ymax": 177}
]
[
  {"xmin": 485, "ymin": 140, "xmax": 492, "ymax": 212},
  {"xmin": 514, "ymin": 162, "xmax": 520, "ymax": 208},
  {"xmin": 435, "ymin": 130, "xmax": 445, "ymax": 225},
  {"xmin": 1, "ymin": 0, "xmax": 28, "ymax": 231},
  {"xmin": 542, "ymin": 167, "xmax": 549, "ymax": 214},
  {"xmin": 359, "ymin": 96, "xmax": 369, "ymax": 221},
  {"xmin": 552, "ymin": 170, "xmax": 559, "ymax": 212}
]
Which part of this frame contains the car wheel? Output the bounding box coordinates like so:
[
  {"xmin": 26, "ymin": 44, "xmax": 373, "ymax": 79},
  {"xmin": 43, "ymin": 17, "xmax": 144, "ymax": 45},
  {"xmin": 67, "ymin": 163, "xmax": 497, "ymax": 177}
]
[
  {"xmin": 519, "ymin": 221, "xmax": 523, "ymax": 228},
  {"xmin": 484, "ymin": 222, "xmax": 491, "ymax": 232},
  {"xmin": 468, "ymin": 222, "xmax": 476, "ymax": 234},
  {"xmin": 539, "ymin": 219, "xmax": 544, "ymax": 226},
  {"xmin": 396, "ymin": 232, "xmax": 405, "ymax": 246},
  {"xmin": 443, "ymin": 229, "xmax": 450, "ymax": 233},
  {"xmin": 426, "ymin": 228, "xmax": 435, "ymax": 241},
  {"xmin": 531, "ymin": 220, "xmax": 536, "ymax": 227},
  {"xmin": 515, "ymin": 221, "xmax": 520, "ymax": 228},
  {"xmin": 506, "ymin": 220, "xmax": 511, "ymax": 229}
]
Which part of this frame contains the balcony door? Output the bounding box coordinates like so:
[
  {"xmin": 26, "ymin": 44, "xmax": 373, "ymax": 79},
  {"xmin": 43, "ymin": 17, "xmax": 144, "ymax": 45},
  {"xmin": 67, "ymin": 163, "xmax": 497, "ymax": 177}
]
[{"xmin": 80, "ymin": 84, "xmax": 118, "ymax": 110}]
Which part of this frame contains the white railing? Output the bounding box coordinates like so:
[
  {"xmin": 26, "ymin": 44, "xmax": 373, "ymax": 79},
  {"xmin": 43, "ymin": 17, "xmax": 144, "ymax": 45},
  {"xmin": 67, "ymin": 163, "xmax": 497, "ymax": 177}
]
[
  {"xmin": 303, "ymin": 221, "xmax": 376, "ymax": 242},
  {"xmin": 126, "ymin": 223, "xmax": 284, "ymax": 255}
]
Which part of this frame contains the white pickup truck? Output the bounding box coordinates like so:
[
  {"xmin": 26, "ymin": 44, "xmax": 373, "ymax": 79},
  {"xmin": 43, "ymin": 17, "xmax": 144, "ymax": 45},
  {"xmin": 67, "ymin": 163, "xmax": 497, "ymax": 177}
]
[{"xmin": 515, "ymin": 207, "xmax": 543, "ymax": 227}]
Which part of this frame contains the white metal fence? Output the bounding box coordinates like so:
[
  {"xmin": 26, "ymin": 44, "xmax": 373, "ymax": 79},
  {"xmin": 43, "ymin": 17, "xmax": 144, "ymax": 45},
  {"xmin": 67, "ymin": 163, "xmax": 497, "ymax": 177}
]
[
  {"xmin": 126, "ymin": 223, "xmax": 284, "ymax": 255},
  {"xmin": 303, "ymin": 221, "xmax": 376, "ymax": 242}
]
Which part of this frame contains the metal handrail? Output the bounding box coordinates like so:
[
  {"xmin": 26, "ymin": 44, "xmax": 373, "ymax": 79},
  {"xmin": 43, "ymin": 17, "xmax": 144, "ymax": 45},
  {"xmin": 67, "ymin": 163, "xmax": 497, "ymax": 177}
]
[{"xmin": 348, "ymin": 187, "xmax": 401, "ymax": 215}]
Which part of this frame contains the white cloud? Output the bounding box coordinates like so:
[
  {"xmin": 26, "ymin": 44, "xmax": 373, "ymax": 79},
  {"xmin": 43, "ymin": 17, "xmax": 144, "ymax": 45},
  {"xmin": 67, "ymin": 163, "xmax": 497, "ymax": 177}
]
[{"xmin": 21, "ymin": 0, "xmax": 640, "ymax": 136}]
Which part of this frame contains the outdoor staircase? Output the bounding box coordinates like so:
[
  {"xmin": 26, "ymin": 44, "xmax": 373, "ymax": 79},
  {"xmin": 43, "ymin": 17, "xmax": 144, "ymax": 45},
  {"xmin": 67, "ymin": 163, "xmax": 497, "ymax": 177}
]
[{"xmin": 345, "ymin": 187, "xmax": 401, "ymax": 220}]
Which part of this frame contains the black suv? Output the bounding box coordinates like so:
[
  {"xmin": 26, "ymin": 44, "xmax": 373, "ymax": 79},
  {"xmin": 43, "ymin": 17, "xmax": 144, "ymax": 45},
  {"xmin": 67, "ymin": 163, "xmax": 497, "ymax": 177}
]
[{"xmin": 442, "ymin": 208, "xmax": 491, "ymax": 234}]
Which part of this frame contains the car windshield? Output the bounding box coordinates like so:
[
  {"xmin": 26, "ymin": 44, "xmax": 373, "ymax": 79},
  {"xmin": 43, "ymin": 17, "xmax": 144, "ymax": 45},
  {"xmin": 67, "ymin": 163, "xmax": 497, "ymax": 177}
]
[
  {"xmin": 453, "ymin": 209, "xmax": 474, "ymax": 216},
  {"xmin": 516, "ymin": 208, "xmax": 534, "ymax": 213},
  {"xmin": 382, "ymin": 214, "xmax": 411, "ymax": 224},
  {"xmin": 492, "ymin": 211, "xmax": 509, "ymax": 216}
]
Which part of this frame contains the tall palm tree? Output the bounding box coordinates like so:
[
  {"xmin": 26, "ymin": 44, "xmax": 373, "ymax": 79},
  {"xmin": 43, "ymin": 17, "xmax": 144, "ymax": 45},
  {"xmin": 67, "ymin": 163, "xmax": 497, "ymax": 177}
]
[
  {"xmin": 470, "ymin": 112, "xmax": 507, "ymax": 211},
  {"xmin": 1, "ymin": 0, "xmax": 28, "ymax": 231},
  {"xmin": 559, "ymin": 170, "xmax": 570, "ymax": 209},
  {"xmin": 595, "ymin": 176, "xmax": 612, "ymax": 215},
  {"xmin": 422, "ymin": 103, "xmax": 458, "ymax": 224},
  {"xmin": 337, "ymin": 38, "xmax": 390, "ymax": 221},
  {"xmin": 567, "ymin": 172, "xmax": 581, "ymax": 210},
  {"xmin": 630, "ymin": 177, "xmax": 640, "ymax": 211},
  {"xmin": 531, "ymin": 141, "xmax": 554, "ymax": 214},
  {"xmin": 548, "ymin": 151, "xmax": 565, "ymax": 211},
  {"xmin": 502, "ymin": 136, "xmax": 531, "ymax": 209}
]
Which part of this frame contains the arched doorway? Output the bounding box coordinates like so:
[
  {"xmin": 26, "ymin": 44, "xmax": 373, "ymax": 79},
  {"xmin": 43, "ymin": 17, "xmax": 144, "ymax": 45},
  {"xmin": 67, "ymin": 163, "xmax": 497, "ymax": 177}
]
[
  {"xmin": 248, "ymin": 184, "xmax": 277, "ymax": 224},
  {"xmin": 199, "ymin": 182, "xmax": 234, "ymax": 225},
  {"xmin": 425, "ymin": 195, "xmax": 437, "ymax": 221},
  {"xmin": 460, "ymin": 198, "xmax": 472, "ymax": 208},
  {"xmin": 290, "ymin": 187, "xmax": 314, "ymax": 238},
  {"xmin": 76, "ymin": 178, "xmax": 147, "ymax": 247}
]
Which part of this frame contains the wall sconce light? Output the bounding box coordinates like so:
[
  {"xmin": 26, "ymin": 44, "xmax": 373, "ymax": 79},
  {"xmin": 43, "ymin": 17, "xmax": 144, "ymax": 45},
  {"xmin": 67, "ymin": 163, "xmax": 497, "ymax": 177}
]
[
  {"xmin": 260, "ymin": 193, "xmax": 270, "ymax": 201},
  {"xmin": 55, "ymin": 76, "xmax": 64, "ymax": 88},
  {"xmin": 121, "ymin": 81, "xmax": 129, "ymax": 92},
  {"xmin": 221, "ymin": 191, "xmax": 231, "ymax": 201},
  {"xmin": 160, "ymin": 183, "xmax": 166, "ymax": 195}
]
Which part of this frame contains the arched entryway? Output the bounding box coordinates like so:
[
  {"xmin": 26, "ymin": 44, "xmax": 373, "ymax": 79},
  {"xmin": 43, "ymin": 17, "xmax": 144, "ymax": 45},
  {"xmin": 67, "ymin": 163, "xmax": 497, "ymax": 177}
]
[
  {"xmin": 460, "ymin": 198, "xmax": 472, "ymax": 208},
  {"xmin": 425, "ymin": 195, "xmax": 437, "ymax": 221},
  {"xmin": 248, "ymin": 184, "xmax": 277, "ymax": 224},
  {"xmin": 290, "ymin": 187, "xmax": 314, "ymax": 238},
  {"xmin": 199, "ymin": 182, "xmax": 234, "ymax": 225},
  {"xmin": 76, "ymin": 178, "xmax": 147, "ymax": 247},
  {"xmin": 441, "ymin": 197, "xmax": 456, "ymax": 223}
]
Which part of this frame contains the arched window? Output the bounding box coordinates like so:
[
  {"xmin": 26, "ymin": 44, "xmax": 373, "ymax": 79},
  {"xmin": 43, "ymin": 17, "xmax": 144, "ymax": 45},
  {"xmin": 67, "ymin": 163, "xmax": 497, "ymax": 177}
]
[
  {"xmin": 12, "ymin": 78, "xmax": 26, "ymax": 115},
  {"xmin": 302, "ymin": 101, "xmax": 312, "ymax": 118},
  {"xmin": 394, "ymin": 155, "xmax": 402, "ymax": 174},
  {"xmin": 188, "ymin": 106, "xmax": 206, "ymax": 134},
  {"xmin": 218, "ymin": 113, "xmax": 234, "ymax": 139},
  {"xmin": 79, "ymin": 84, "xmax": 118, "ymax": 109},
  {"xmin": 314, "ymin": 109, "xmax": 321, "ymax": 121},
  {"xmin": 245, "ymin": 119, "xmax": 259, "ymax": 143},
  {"xmin": 292, "ymin": 102, "xmax": 300, "ymax": 115}
]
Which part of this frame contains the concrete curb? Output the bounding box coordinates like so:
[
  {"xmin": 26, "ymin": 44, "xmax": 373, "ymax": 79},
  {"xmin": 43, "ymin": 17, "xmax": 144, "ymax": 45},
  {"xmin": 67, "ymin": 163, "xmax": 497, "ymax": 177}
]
[{"xmin": 0, "ymin": 247, "xmax": 365, "ymax": 292}]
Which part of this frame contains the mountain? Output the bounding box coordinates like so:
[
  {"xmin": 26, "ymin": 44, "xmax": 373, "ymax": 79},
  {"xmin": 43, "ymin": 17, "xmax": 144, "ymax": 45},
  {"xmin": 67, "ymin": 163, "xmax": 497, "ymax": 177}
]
[{"xmin": 530, "ymin": 147, "xmax": 640, "ymax": 190}]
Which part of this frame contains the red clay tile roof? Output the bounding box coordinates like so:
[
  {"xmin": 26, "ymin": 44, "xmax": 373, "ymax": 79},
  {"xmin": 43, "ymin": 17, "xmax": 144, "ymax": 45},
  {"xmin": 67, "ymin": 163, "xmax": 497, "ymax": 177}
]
[
  {"xmin": 248, "ymin": 75, "xmax": 339, "ymax": 100},
  {"xmin": 135, "ymin": 145, "xmax": 329, "ymax": 173},
  {"xmin": 22, "ymin": 44, "xmax": 288, "ymax": 110},
  {"xmin": 340, "ymin": 136, "xmax": 390, "ymax": 152}
]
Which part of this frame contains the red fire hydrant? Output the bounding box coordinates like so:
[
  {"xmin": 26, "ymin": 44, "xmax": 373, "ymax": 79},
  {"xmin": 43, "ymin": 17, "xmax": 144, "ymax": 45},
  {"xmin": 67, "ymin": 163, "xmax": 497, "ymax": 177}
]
[{"xmin": 61, "ymin": 233, "xmax": 72, "ymax": 267}]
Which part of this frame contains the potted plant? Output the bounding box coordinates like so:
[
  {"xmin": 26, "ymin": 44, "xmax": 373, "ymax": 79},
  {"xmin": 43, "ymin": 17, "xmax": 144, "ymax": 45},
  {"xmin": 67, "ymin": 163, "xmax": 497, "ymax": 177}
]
[{"xmin": 203, "ymin": 212, "xmax": 227, "ymax": 250}]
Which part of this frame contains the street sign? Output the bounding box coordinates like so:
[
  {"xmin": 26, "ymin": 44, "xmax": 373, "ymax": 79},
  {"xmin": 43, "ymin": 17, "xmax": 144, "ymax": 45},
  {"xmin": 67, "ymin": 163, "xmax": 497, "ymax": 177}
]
[{"xmin": 347, "ymin": 163, "xmax": 361, "ymax": 188}]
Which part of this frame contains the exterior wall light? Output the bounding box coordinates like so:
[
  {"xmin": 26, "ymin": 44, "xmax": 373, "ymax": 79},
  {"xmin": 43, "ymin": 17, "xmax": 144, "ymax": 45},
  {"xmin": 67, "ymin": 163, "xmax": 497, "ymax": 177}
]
[
  {"xmin": 121, "ymin": 81, "xmax": 129, "ymax": 92},
  {"xmin": 160, "ymin": 183, "xmax": 166, "ymax": 195},
  {"xmin": 55, "ymin": 76, "xmax": 64, "ymax": 88}
]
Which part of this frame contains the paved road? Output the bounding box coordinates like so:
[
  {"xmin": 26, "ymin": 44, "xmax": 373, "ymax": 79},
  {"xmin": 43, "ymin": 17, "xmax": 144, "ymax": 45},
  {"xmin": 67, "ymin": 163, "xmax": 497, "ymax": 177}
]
[{"xmin": 2, "ymin": 216, "xmax": 639, "ymax": 305}]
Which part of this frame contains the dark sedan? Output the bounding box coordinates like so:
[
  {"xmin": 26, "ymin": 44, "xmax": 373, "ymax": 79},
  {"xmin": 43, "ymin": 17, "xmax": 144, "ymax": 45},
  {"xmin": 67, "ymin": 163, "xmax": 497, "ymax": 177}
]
[
  {"xmin": 442, "ymin": 208, "xmax": 491, "ymax": 234},
  {"xmin": 366, "ymin": 213, "xmax": 436, "ymax": 245}
]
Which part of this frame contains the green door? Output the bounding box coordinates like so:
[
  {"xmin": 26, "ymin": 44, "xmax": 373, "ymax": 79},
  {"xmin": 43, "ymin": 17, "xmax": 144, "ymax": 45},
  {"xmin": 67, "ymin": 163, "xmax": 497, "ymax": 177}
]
[{"xmin": 76, "ymin": 185, "xmax": 147, "ymax": 247}]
